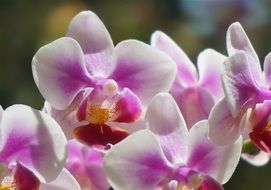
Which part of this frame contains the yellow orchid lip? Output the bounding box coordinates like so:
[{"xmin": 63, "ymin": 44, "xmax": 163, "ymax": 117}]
[{"xmin": 86, "ymin": 106, "xmax": 110, "ymax": 125}]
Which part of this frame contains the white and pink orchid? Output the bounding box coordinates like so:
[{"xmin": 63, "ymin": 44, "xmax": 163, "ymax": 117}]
[
  {"xmin": 208, "ymin": 22, "xmax": 271, "ymax": 165},
  {"xmin": 151, "ymin": 31, "xmax": 226, "ymax": 128},
  {"xmin": 33, "ymin": 11, "xmax": 176, "ymax": 148},
  {"xmin": 0, "ymin": 105, "xmax": 79, "ymax": 190},
  {"xmin": 104, "ymin": 93, "xmax": 242, "ymax": 190}
]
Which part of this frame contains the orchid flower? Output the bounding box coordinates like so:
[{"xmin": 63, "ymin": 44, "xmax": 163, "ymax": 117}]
[
  {"xmin": 151, "ymin": 31, "xmax": 226, "ymax": 128},
  {"xmin": 33, "ymin": 11, "xmax": 176, "ymax": 148},
  {"xmin": 0, "ymin": 104, "xmax": 79, "ymax": 190},
  {"xmin": 104, "ymin": 93, "xmax": 242, "ymax": 190},
  {"xmin": 208, "ymin": 22, "xmax": 271, "ymax": 164},
  {"xmin": 65, "ymin": 139, "xmax": 110, "ymax": 190}
]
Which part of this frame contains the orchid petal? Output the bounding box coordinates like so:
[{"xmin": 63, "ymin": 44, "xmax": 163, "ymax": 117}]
[
  {"xmin": 13, "ymin": 162, "xmax": 40, "ymax": 190},
  {"xmin": 186, "ymin": 121, "xmax": 242, "ymax": 184},
  {"xmin": 208, "ymin": 99, "xmax": 245, "ymax": 145},
  {"xmin": 145, "ymin": 93, "xmax": 188, "ymax": 164},
  {"xmin": 172, "ymin": 87, "xmax": 214, "ymax": 129},
  {"xmin": 109, "ymin": 40, "xmax": 177, "ymax": 105},
  {"xmin": 247, "ymin": 101, "xmax": 271, "ymax": 133},
  {"xmin": 226, "ymin": 22, "xmax": 261, "ymax": 82},
  {"xmin": 222, "ymin": 52, "xmax": 259, "ymax": 117},
  {"xmin": 66, "ymin": 11, "xmax": 114, "ymax": 77},
  {"xmin": 43, "ymin": 101, "xmax": 86, "ymax": 139},
  {"xmin": 66, "ymin": 140, "xmax": 110, "ymax": 190},
  {"xmin": 199, "ymin": 176, "xmax": 224, "ymax": 190},
  {"xmin": 151, "ymin": 31, "xmax": 197, "ymax": 87},
  {"xmin": 263, "ymin": 52, "xmax": 271, "ymax": 87},
  {"xmin": 73, "ymin": 124, "xmax": 129, "ymax": 148},
  {"xmin": 241, "ymin": 151, "xmax": 270, "ymax": 167},
  {"xmin": 197, "ymin": 48, "xmax": 226, "ymax": 101},
  {"xmin": 104, "ymin": 129, "xmax": 173, "ymax": 190},
  {"xmin": 112, "ymin": 88, "xmax": 142, "ymax": 123},
  {"xmin": 40, "ymin": 169, "xmax": 80, "ymax": 190},
  {"xmin": 32, "ymin": 37, "xmax": 93, "ymax": 110},
  {"xmin": 0, "ymin": 105, "xmax": 67, "ymax": 183}
]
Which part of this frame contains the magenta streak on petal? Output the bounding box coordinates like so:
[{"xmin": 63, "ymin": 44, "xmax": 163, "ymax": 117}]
[
  {"xmin": 0, "ymin": 127, "xmax": 34, "ymax": 165},
  {"xmin": 186, "ymin": 142, "xmax": 214, "ymax": 174},
  {"xmin": 57, "ymin": 59, "xmax": 93, "ymax": 95},
  {"xmin": 13, "ymin": 162, "xmax": 40, "ymax": 190},
  {"xmin": 112, "ymin": 88, "xmax": 142, "ymax": 123},
  {"xmin": 132, "ymin": 151, "xmax": 173, "ymax": 187},
  {"xmin": 172, "ymin": 87, "xmax": 214, "ymax": 129}
]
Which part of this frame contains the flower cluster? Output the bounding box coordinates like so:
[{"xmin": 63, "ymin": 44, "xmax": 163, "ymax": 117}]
[{"xmin": 1, "ymin": 10, "xmax": 270, "ymax": 190}]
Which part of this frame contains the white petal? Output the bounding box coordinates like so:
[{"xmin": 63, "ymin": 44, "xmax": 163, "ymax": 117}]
[
  {"xmin": 145, "ymin": 93, "xmax": 188, "ymax": 164},
  {"xmin": 186, "ymin": 121, "xmax": 242, "ymax": 184},
  {"xmin": 104, "ymin": 130, "xmax": 173, "ymax": 190},
  {"xmin": 40, "ymin": 169, "xmax": 80, "ymax": 190}
]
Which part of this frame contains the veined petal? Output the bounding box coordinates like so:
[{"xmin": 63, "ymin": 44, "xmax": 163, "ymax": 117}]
[
  {"xmin": 186, "ymin": 121, "xmax": 242, "ymax": 184},
  {"xmin": 39, "ymin": 169, "xmax": 80, "ymax": 190},
  {"xmin": 66, "ymin": 140, "xmax": 110, "ymax": 190},
  {"xmin": 104, "ymin": 130, "xmax": 173, "ymax": 190},
  {"xmin": 0, "ymin": 105, "xmax": 67, "ymax": 183},
  {"xmin": 197, "ymin": 48, "xmax": 226, "ymax": 101},
  {"xmin": 222, "ymin": 52, "xmax": 259, "ymax": 117},
  {"xmin": 208, "ymin": 99, "xmax": 245, "ymax": 145},
  {"xmin": 151, "ymin": 31, "xmax": 198, "ymax": 87},
  {"xmin": 109, "ymin": 40, "xmax": 177, "ymax": 105},
  {"xmin": 32, "ymin": 37, "xmax": 93, "ymax": 110},
  {"xmin": 112, "ymin": 88, "xmax": 142, "ymax": 123},
  {"xmin": 172, "ymin": 87, "xmax": 214, "ymax": 129},
  {"xmin": 145, "ymin": 93, "xmax": 188, "ymax": 164},
  {"xmin": 73, "ymin": 124, "xmax": 129, "ymax": 148},
  {"xmin": 226, "ymin": 22, "xmax": 261, "ymax": 82},
  {"xmin": 263, "ymin": 52, "xmax": 271, "ymax": 87},
  {"xmin": 66, "ymin": 11, "xmax": 114, "ymax": 77}
]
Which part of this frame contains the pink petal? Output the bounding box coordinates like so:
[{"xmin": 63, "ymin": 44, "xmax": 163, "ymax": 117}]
[
  {"xmin": 104, "ymin": 130, "xmax": 173, "ymax": 190},
  {"xmin": 112, "ymin": 88, "xmax": 142, "ymax": 123},
  {"xmin": 32, "ymin": 37, "xmax": 93, "ymax": 110},
  {"xmin": 172, "ymin": 87, "xmax": 214, "ymax": 129},
  {"xmin": 0, "ymin": 105, "xmax": 67, "ymax": 183},
  {"xmin": 151, "ymin": 31, "xmax": 198, "ymax": 87},
  {"xmin": 197, "ymin": 48, "xmax": 226, "ymax": 101},
  {"xmin": 40, "ymin": 169, "xmax": 80, "ymax": 190},
  {"xmin": 263, "ymin": 52, "xmax": 271, "ymax": 87},
  {"xmin": 208, "ymin": 99, "xmax": 245, "ymax": 146},
  {"xmin": 65, "ymin": 140, "xmax": 110, "ymax": 190},
  {"xmin": 109, "ymin": 40, "xmax": 177, "ymax": 105},
  {"xmin": 186, "ymin": 121, "xmax": 242, "ymax": 184},
  {"xmin": 222, "ymin": 52, "xmax": 259, "ymax": 117},
  {"xmin": 66, "ymin": 11, "xmax": 114, "ymax": 77},
  {"xmin": 226, "ymin": 22, "xmax": 261, "ymax": 82},
  {"xmin": 13, "ymin": 162, "xmax": 40, "ymax": 190},
  {"xmin": 145, "ymin": 93, "xmax": 188, "ymax": 164},
  {"xmin": 199, "ymin": 176, "xmax": 224, "ymax": 190}
]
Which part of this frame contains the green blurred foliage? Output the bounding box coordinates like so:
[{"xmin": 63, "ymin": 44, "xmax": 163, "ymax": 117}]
[{"xmin": 0, "ymin": 0, "xmax": 271, "ymax": 189}]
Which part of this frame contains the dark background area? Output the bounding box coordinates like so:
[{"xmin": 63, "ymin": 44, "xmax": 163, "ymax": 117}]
[{"xmin": 1, "ymin": 0, "xmax": 271, "ymax": 189}]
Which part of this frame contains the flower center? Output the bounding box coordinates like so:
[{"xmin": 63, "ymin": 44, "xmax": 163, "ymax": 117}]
[
  {"xmin": 0, "ymin": 176, "xmax": 16, "ymax": 190},
  {"xmin": 86, "ymin": 106, "xmax": 110, "ymax": 125}
]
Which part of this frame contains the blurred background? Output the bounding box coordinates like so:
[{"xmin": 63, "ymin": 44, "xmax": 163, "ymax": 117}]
[{"xmin": 0, "ymin": 0, "xmax": 271, "ymax": 189}]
